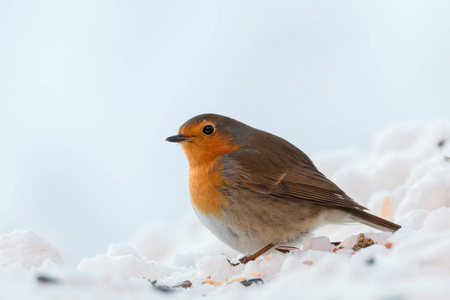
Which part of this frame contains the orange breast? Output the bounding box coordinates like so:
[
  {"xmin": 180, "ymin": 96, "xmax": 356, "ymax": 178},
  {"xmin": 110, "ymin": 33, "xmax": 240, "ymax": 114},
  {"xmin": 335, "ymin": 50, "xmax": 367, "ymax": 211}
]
[{"xmin": 189, "ymin": 159, "xmax": 229, "ymax": 217}]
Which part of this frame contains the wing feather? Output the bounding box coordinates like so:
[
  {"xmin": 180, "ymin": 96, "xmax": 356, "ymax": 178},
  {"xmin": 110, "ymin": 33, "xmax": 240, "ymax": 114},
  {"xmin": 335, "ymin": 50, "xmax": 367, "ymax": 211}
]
[{"xmin": 225, "ymin": 150, "xmax": 367, "ymax": 210}]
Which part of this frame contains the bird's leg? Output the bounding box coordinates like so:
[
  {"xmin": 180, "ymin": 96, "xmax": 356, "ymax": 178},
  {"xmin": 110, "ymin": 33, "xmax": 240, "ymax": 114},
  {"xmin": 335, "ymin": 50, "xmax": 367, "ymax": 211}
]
[
  {"xmin": 274, "ymin": 246, "xmax": 299, "ymax": 253},
  {"xmin": 230, "ymin": 243, "xmax": 275, "ymax": 266},
  {"xmin": 239, "ymin": 243, "xmax": 275, "ymax": 264}
]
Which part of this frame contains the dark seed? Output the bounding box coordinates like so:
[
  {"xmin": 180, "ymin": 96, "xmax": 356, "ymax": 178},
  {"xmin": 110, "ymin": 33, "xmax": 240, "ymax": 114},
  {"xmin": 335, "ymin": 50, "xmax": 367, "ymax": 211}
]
[
  {"xmin": 438, "ymin": 139, "xmax": 445, "ymax": 147},
  {"xmin": 365, "ymin": 257, "xmax": 376, "ymax": 265},
  {"xmin": 153, "ymin": 285, "xmax": 175, "ymax": 293},
  {"xmin": 36, "ymin": 274, "xmax": 60, "ymax": 284},
  {"xmin": 240, "ymin": 278, "xmax": 264, "ymax": 287},
  {"xmin": 172, "ymin": 280, "xmax": 192, "ymax": 289}
]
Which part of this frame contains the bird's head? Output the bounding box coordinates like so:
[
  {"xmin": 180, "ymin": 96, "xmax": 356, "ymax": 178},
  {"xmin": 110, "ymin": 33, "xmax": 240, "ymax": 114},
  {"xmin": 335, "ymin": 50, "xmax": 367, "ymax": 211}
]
[{"xmin": 166, "ymin": 114, "xmax": 245, "ymax": 167}]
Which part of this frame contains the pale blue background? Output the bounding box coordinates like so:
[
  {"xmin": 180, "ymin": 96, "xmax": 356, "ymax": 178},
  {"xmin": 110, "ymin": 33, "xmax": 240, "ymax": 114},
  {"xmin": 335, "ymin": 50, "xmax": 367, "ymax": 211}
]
[{"xmin": 1, "ymin": 0, "xmax": 449, "ymax": 261}]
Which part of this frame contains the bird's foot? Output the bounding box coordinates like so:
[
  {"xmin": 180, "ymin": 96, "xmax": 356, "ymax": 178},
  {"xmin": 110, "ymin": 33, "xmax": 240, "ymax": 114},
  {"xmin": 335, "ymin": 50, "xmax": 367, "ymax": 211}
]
[
  {"xmin": 238, "ymin": 255, "xmax": 253, "ymax": 264},
  {"xmin": 229, "ymin": 243, "xmax": 275, "ymax": 266}
]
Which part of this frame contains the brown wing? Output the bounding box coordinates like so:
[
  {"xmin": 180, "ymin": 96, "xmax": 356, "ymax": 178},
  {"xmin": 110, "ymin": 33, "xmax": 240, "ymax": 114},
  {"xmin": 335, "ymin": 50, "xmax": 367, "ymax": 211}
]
[{"xmin": 224, "ymin": 149, "xmax": 367, "ymax": 211}]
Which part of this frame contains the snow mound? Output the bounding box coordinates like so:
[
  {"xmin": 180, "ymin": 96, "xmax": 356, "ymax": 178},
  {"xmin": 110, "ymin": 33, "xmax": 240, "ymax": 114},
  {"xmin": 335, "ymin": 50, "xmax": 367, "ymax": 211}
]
[
  {"xmin": 317, "ymin": 121, "xmax": 450, "ymax": 216},
  {"xmin": 0, "ymin": 230, "xmax": 62, "ymax": 269},
  {"xmin": 77, "ymin": 243, "xmax": 184, "ymax": 278}
]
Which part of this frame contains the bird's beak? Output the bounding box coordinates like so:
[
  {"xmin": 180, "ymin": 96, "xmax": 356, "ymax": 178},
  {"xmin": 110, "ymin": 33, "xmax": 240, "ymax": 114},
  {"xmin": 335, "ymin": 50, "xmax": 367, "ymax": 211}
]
[{"xmin": 166, "ymin": 134, "xmax": 191, "ymax": 143}]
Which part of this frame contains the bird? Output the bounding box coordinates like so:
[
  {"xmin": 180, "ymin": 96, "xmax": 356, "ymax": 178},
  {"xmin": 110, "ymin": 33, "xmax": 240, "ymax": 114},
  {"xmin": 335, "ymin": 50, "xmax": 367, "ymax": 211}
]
[{"xmin": 166, "ymin": 113, "xmax": 400, "ymax": 263}]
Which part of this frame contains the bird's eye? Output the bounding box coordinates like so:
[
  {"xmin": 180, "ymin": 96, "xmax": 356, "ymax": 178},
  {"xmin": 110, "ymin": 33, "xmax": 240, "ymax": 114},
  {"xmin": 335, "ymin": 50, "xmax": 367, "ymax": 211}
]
[{"xmin": 202, "ymin": 125, "xmax": 214, "ymax": 135}]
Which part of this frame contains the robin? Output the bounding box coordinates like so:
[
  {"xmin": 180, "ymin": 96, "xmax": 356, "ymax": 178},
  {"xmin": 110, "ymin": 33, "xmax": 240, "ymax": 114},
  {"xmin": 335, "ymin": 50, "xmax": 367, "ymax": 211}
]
[{"xmin": 166, "ymin": 114, "xmax": 400, "ymax": 264}]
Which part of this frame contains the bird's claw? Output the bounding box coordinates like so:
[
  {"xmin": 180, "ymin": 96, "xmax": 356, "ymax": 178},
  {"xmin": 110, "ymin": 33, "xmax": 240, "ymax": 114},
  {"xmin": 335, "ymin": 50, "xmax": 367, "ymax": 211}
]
[
  {"xmin": 227, "ymin": 259, "xmax": 240, "ymax": 266},
  {"xmin": 238, "ymin": 255, "xmax": 252, "ymax": 264},
  {"xmin": 274, "ymin": 246, "xmax": 299, "ymax": 253}
]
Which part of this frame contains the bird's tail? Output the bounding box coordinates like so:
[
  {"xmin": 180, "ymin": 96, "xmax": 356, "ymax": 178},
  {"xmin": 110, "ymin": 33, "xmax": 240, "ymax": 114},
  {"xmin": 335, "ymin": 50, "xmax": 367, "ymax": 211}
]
[{"xmin": 340, "ymin": 208, "xmax": 401, "ymax": 232}]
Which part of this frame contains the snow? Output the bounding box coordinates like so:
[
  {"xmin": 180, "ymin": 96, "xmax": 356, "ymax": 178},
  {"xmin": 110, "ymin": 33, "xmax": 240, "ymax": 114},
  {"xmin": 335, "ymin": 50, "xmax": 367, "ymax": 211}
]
[
  {"xmin": 1, "ymin": 121, "xmax": 450, "ymax": 299},
  {"xmin": 0, "ymin": 230, "xmax": 62, "ymax": 268}
]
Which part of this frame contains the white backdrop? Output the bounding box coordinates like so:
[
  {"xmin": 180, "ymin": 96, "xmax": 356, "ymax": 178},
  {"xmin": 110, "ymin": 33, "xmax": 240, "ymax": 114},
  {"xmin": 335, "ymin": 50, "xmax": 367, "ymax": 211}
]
[{"xmin": 1, "ymin": 0, "xmax": 449, "ymax": 262}]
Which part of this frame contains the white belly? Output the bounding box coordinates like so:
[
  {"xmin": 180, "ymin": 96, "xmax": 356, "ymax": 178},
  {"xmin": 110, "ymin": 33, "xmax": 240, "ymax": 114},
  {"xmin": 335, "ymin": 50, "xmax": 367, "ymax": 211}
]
[{"xmin": 194, "ymin": 209, "xmax": 270, "ymax": 254}]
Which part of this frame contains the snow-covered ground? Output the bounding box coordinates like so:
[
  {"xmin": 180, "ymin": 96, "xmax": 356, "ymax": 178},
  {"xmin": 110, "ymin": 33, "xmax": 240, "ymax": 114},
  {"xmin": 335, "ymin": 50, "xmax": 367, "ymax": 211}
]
[{"xmin": 1, "ymin": 121, "xmax": 450, "ymax": 300}]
